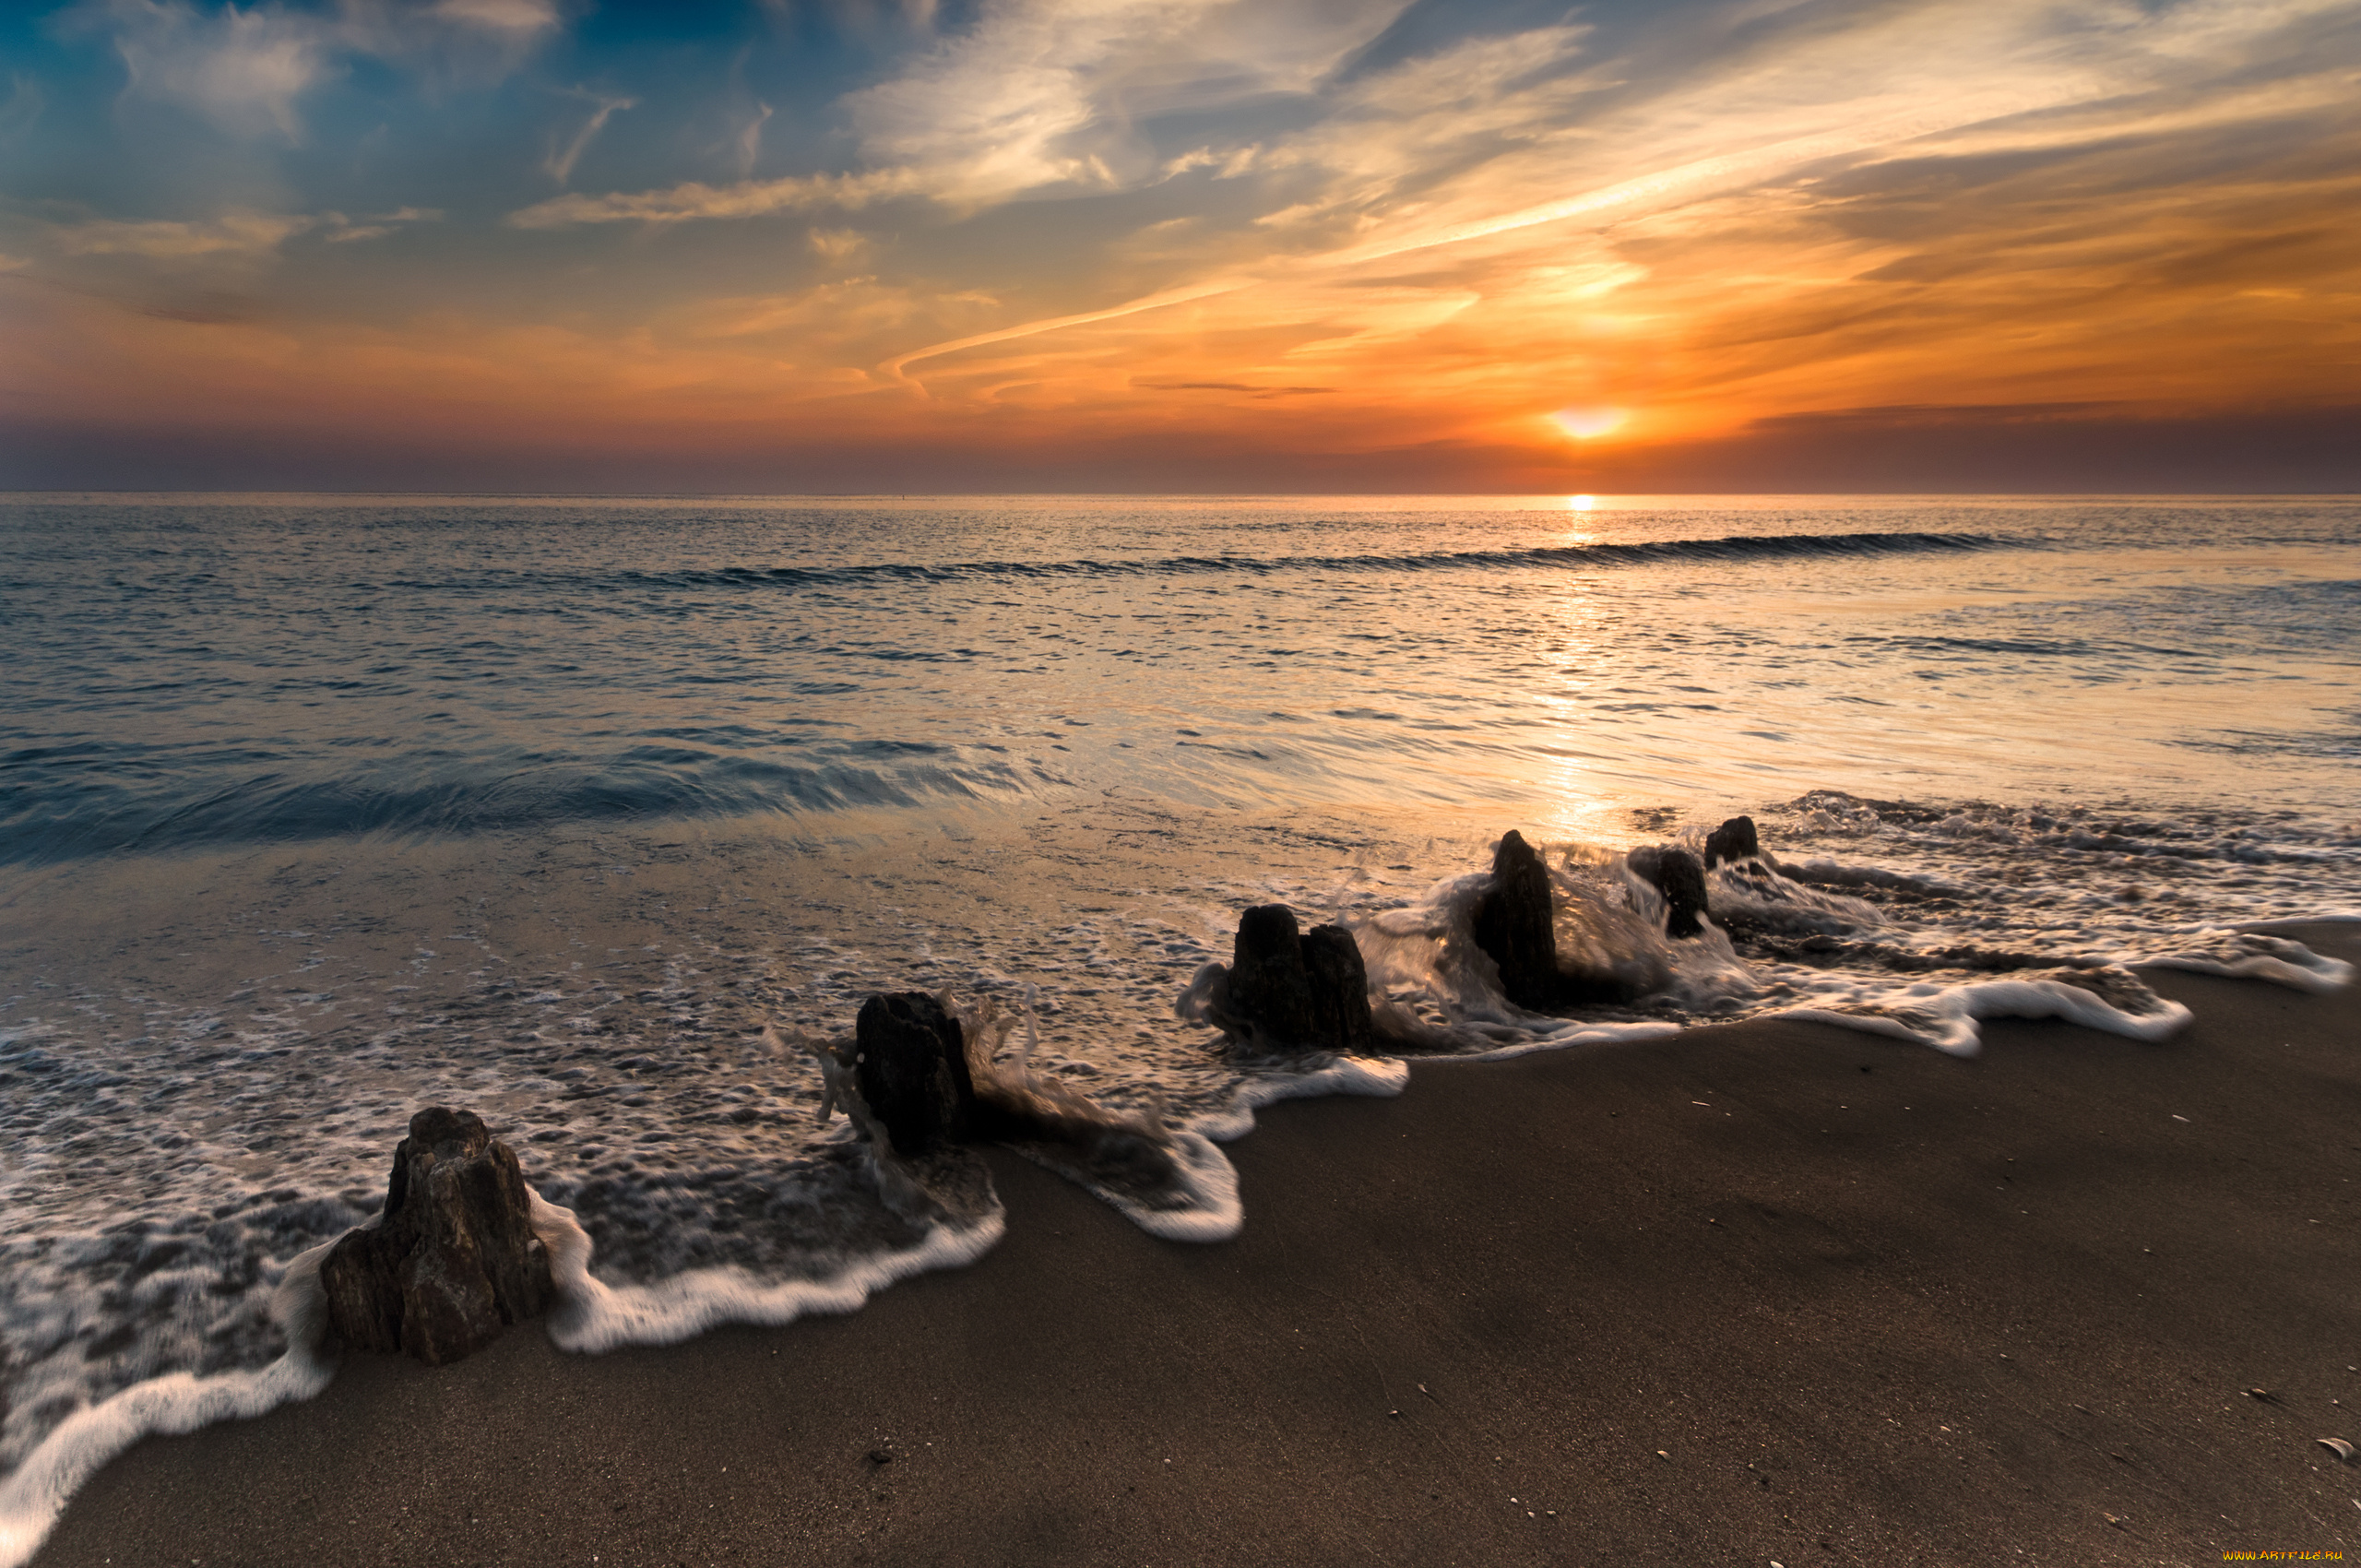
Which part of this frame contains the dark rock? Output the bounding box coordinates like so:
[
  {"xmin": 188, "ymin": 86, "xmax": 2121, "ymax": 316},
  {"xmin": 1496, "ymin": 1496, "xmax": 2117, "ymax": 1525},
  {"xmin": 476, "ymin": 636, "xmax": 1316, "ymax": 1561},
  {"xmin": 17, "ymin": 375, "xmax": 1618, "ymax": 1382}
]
[
  {"xmin": 854, "ymin": 992, "xmax": 978, "ymax": 1156},
  {"xmin": 320, "ymin": 1107, "xmax": 552, "ymax": 1366},
  {"xmin": 843, "ymin": 994, "xmax": 1177, "ymax": 1193},
  {"xmin": 1627, "ymin": 846, "xmax": 1711, "ymax": 938},
  {"xmin": 1703, "ymin": 815, "xmax": 1761, "ymax": 868},
  {"xmin": 1215, "ymin": 904, "xmax": 1376, "ymax": 1052},
  {"xmin": 1226, "ymin": 904, "xmax": 1318, "ymax": 1045},
  {"xmin": 1469, "ymin": 830, "xmax": 1560, "ymax": 1008},
  {"xmin": 1300, "ymin": 923, "xmax": 1377, "ymax": 1054}
]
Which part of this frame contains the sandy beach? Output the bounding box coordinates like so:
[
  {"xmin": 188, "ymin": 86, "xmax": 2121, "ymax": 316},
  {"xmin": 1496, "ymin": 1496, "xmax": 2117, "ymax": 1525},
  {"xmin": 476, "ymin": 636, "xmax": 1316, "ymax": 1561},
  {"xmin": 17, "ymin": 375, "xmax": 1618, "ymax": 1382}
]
[{"xmin": 29, "ymin": 921, "xmax": 2361, "ymax": 1568}]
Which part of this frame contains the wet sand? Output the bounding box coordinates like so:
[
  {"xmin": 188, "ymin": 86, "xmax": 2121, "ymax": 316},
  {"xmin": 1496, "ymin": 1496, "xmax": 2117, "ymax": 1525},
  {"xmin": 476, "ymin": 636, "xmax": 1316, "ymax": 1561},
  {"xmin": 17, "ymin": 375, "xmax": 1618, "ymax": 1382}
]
[{"xmin": 30, "ymin": 923, "xmax": 2361, "ymax": 1568}]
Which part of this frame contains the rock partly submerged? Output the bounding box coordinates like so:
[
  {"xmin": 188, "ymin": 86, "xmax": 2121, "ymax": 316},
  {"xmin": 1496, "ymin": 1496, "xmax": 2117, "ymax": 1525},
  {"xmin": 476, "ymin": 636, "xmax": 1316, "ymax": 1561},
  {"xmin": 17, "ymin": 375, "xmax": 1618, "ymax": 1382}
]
[
  {"xmin": 844, "ymin": 990, "xmax": 1179, "ymax": 1189},
  {"xmin": 1206, "ymin": 903, "xmax": 1377, "ymax": 1055},
  {"xmin": 1469, "ymin": 830, "xmax": 1562, "ymax": 1010},
  {"xmin": 1703, "ymin": 814, "xmax": 1762, "ymax": 868},
  {"xmin": 1469, "ymin": 828, "xmax": 1668, "ymax": 1007},
  {"xmin": 1626, "ymin": 845, "xmax": 1711, "ymax": 939},
  {"xmin": 319, "ymin": 1106, "xmax": 552, "ymax": 1366},
  {"xmin": 852, "ymin": 992, "xmax": 980, "ymax": 1157}
]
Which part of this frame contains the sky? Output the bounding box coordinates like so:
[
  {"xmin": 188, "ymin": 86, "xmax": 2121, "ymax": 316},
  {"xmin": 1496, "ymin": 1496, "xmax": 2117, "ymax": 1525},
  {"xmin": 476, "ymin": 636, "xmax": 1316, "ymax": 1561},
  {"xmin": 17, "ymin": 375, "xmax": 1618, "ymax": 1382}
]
[{"xmin": 1, "ymin": 0, "xmax": 2355, "ymax": 493}]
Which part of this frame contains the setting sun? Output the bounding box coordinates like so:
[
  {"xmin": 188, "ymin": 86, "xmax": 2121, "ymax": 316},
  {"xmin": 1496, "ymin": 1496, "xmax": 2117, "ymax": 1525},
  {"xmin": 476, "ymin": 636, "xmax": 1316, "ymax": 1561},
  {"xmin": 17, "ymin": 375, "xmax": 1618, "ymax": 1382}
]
[{"xmin": 1550, "ymin": 409, "xmax": 1629, "ymax": 442}]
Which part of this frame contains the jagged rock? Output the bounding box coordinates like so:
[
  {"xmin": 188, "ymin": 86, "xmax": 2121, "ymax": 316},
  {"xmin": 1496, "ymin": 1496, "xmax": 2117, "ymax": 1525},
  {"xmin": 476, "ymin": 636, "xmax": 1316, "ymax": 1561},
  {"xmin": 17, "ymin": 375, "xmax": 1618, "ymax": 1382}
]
[
  {"xmin": 1226, "ymin": 904, "xmax": 1318, "ymax": 1044},
  {"xmin": 847, "ymin": 992, "xmax": 1180, "ymax": 1191},
  {"xmin": 1469, "ymin": 829, "xmax": 1560, "ymax": 1008},
  {"xmin": 320, "ymin": 1107, "xmax": 552, "ymax": 1366},
  {"xmin": 1703, "ymin": 815, "xmax": 1761, "ymax": 867},
  {"xmin": 855, "ymin": 992, "xmax": 979, "ymax": 1156},
  {"xmin": 1216, "ymin": 904, "xmax": 1375, "ymax": 1052},
  {"xmin": 1628, "ymin": 846, "xmax": 1711, "ymax": 938},
  {"xmin": 1301, "ymin": 923, "xmax": 1377, "ymax": 1054}
]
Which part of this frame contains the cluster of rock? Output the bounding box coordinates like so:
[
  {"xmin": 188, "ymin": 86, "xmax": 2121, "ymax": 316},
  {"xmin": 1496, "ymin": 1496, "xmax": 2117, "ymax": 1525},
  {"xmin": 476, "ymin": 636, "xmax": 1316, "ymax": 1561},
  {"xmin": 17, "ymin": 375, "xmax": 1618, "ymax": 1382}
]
[
  {"xmin": 1204, "ymin": 904, "xmax": 1376, "ymax": 1054},
  {"xmin": 325, "ymin": 814, "xmax": 1770, "ymax": 1367},
  {"xmin": 1459, "ymin": 815, "xmax": 1762, "ymax": 1009}
]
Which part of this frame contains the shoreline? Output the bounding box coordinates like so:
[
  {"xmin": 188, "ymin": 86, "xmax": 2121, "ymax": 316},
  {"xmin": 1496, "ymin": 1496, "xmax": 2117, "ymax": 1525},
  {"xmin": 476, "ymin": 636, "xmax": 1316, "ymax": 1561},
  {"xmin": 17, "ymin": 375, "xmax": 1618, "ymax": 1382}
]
[{"xmin": 26, "ymin": 924, "xmax": 2361, "ymax": 1567}]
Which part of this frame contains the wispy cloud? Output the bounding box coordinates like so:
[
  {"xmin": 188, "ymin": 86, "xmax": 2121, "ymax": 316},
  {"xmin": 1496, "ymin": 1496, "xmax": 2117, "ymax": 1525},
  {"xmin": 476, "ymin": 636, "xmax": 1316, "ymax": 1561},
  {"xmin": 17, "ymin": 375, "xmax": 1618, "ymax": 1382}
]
[
  {"xmin": 697, "ymin": 275, "xmax": 1001, "ymax": 350},
  {"xmin": 545, "ymin": 89, "xmax": 635, "ymax": 184},
  {"xmin": 507, "ymin": 167, "xmax": 924, "ymax": 227},
  {"xmin": 512, "ymin": 0, "xmax": 1414, "ymax": 226},
  {"xmin": 51, "ymin": 209, "xmax": 315, "ymax": 259},
  {"xmin": 733, "ymin": 100, "xmax": 773, "ymax": 178},
  {"xmin": 430, "ymin": 0, "xmax": 562, "ymax": 32},
  {"xmin": 808, "ymin": 227, "xmax": 871, "ymax": 264},
  {"xmin": 66, "ymin": 0, "xmax": 564, "ymax": 141},
  {"xmin": 847, "ymin": 0, "xmax": 1411, "ymax": 206},
  {"xmin": 320, "ymin": 206, "xmax": 445, "ymax": 243},
  {"xmin": 46, "ymin": 205, "xmax": 439, "ymax": 259},
  {"xmin": 882, "ymin": 276, "xmax": 1251, "ymax": 381},
  {"xmin": 78, "ymin": 0, "xmax": 337, "ymax": 139}
]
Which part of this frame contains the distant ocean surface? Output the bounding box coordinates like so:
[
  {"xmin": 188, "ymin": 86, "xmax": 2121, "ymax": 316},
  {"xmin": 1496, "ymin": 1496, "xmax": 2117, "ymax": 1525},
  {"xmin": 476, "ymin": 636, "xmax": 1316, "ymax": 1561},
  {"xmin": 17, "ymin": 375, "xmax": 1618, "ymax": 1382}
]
[{"xmin": 3, "ymin": 493, "xmax": 2357, "ymax": 1561}]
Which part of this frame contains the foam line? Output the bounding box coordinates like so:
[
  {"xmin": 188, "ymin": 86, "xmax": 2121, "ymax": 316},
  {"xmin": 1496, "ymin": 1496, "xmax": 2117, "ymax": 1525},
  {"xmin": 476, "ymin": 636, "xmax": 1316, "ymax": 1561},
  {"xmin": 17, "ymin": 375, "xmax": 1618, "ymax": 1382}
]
[
  {"xmin": 0, "ymin": 1242, "xmax": 338, "ymax": 1568},
  {"xmin": 526, "ymin": 1189, "xmax": 1004, "ymax": 1354},
  {"xmin": 1024, "ymin": 1130, "xmax": 1248, "ymax": 1243},
  {"xmin": 1453, "ymin": 1018, "xmax": 1686, "ymax": 1062},
  {"xmin": 1189, "ymin": 1054, "xmax": 1411, "ymax": 1145},
  {"xmin": 1774, "ymin": 977, "xmax": 2195, "ymax": 1058},
  {"xmin": 1008, "ymin": 1058, "xmax": 1408, "ymax": 1245},
  {"xmin": 2142, "ymin": 949, "xmax": 2352, "ymax": 995}
]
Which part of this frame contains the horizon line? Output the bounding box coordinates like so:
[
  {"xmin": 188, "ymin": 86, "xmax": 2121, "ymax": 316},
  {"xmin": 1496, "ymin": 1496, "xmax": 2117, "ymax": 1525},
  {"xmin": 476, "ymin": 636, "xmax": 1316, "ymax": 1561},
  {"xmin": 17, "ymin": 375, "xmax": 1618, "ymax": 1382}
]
[{"xmin": 6, "ymin": 489, "xmax": 2358, "ymax": 502}]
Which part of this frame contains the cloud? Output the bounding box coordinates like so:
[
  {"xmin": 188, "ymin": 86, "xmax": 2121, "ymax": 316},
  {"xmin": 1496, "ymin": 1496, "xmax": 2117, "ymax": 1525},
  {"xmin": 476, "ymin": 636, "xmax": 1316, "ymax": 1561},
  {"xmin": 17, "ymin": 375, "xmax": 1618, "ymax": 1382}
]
[
  {"xmin": 734, "ymin": 100, "xmax": 773, "ymax": 178},
  {"xmin": 46, "ymin": 205, "xmax": 439, "ymax": 259},
  {"xmin": 80, "ymin": 0, "xmax": 334, "ymax": 139},
  {"xmin": 507, "ymin": 167, "xmax": 924, "ymax": 227},
  {"xmin": 318, "ymin": 206, "xmax": 440, "ymax": 242},
  {"xmin": 846, "ymin": 0, "xmax": 1413, "ymax": 207},
  {"xmin": 546, "ymin": 90, "xmax": 635, "ymax": 184},
  {"xmin": 701, "ymin": 276, "xmax": 944, "ymax": 342},
  {"xmin": 67, "ymin": 0, "xmax": 564, "ymax": 140},
  {"xmin": 516, "ymin": 0, "xmax": 1415, "ymax": 227},
  {"xmin": 882, "ymin": 276, "xmax": 1251, "ymax": 380},
  {"xmin": 52, "ymin": 209, "xmax": 314, "ymax": 259},
  {"xmin": 809, "ymin": 227, "xmax": 871, "ymax": 263},
  {"xmin": 431, "ymin": 0, "xmax": 560, "ymax": 31}
]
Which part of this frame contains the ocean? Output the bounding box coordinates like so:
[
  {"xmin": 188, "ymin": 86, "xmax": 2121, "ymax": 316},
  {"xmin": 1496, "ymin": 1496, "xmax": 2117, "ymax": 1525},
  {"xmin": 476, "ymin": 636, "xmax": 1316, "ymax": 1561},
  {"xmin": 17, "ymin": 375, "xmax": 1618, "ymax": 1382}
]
[{"xmin": 2, "ymin": 493, "xmax": 2356, "ymax": 1561}]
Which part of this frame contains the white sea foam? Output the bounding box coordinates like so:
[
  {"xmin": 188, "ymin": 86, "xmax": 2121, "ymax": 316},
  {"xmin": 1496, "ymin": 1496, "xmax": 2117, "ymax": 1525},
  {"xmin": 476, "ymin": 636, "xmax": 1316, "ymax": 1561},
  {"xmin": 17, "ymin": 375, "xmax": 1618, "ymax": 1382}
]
[
  {"xmin": 2140, "ymin": 931, "xmax": 2354, "ymax": 994},
  {"xmin": 1190, "ymin": 1054, "xmax": 1411, "ymax": 1145},
  {"xmin": 1026, "ymin": 1128, "xmax": 1247, "ymax": 1242},
  {"xmin": 1451, "ymin": 1019, "xmax": 1688, "ymax": 1061},
  {"xmin": 1027, "ymin": 1054, "xmax": 1411, "ymax": 1243},
  {"xmin": 528, "ymin": 1188, "xmax": 1003, "ymax": 1354},
  {"xmin": 0, "ymin": 1241, "xmax": 337, "ymax": 1568},
  {"xmin": 1774, "ymin": 976, "xmax": 2194, "ymax": 1057}
]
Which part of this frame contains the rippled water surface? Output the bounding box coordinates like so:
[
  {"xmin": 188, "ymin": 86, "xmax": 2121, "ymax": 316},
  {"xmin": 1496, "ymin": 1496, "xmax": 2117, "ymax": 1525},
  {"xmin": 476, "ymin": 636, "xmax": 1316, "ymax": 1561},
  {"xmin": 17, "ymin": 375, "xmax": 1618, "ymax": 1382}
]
[
  {"xmin": 6, "ymin": 493, "xmax": 2355, "ymax": 858},
  {"xmin": 2, "ymin": 493, "xmax": 2357, "ymax": 1560}
]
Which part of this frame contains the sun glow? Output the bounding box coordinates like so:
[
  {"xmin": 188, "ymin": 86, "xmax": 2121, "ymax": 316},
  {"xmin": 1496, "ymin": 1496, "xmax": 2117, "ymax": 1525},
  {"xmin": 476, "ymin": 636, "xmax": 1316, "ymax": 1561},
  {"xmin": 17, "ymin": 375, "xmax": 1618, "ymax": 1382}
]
[
  {"xmin": 1570, "ymin": 494, "xmax": 1596, "ymax": 511},
  {"xmin": 1550, "ymin": 407, "xmax": 1627, "ymax": 441}
]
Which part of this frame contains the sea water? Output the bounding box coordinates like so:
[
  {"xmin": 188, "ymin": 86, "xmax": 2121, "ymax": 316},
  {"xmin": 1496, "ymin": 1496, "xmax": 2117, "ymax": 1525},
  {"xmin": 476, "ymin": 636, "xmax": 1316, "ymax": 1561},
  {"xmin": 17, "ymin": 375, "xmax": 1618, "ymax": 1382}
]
[{"xmin": 2, "ymin": 493, "xmax": 2356, "ymax": 1560}]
